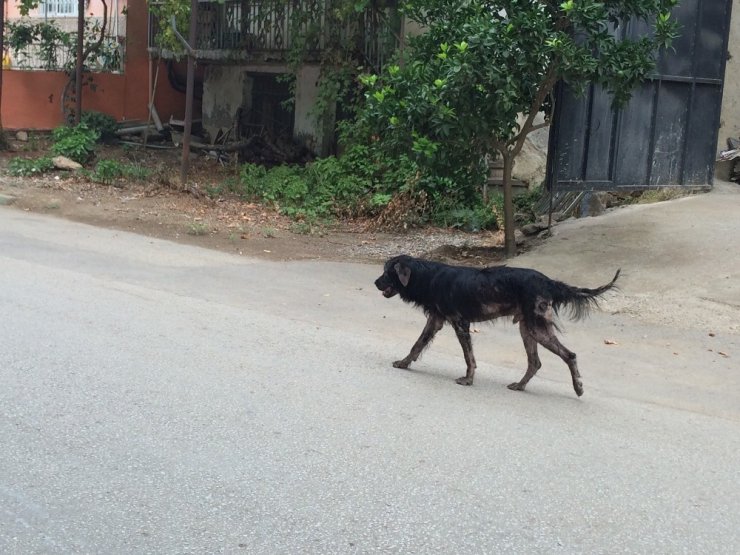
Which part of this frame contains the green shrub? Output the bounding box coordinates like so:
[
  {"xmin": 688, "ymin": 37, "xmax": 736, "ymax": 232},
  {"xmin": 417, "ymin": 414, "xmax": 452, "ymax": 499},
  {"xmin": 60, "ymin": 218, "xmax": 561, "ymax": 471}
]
[
  {"xmin": 238, "ymin": 156, "xmax": 373, "ymax": 222},
  {"xmin": 81, "ymin": 111, "xmax": 118, "ymax": 143},
  {"xmin": 512, "ymin": 185, "xmax": 544, "ymax": 223},
  {"xmin": 432, "ymin": 195, "xmax": 502, "ymax": 231},
  {"xmin": 122, "ymin": 163, "xmax": 151, "ymax": 182},
  {"xmin": 92, "ymin": 159, "xmax": 124, "ymax": 185},
  {"xmin": 7, "ymin": 156, "xmax": 55, "ymax": 177},
  {"xmin": 51, "ymin": 123, "xmax": 99, "ymax": 164}
]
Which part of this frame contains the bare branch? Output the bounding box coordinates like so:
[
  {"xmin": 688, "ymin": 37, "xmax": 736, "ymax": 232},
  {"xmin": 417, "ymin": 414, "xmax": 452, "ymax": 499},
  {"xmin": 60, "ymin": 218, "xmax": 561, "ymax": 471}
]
[{"xmin": 529, "ymin": 121, "xmax": 551, "ymax": 133}]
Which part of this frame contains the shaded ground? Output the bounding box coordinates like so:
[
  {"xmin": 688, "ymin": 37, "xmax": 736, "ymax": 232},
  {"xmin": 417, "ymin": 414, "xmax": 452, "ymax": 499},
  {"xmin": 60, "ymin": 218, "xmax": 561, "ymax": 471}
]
[{"xmin": 0, "ymin": 143, "xmax": 519, "ymax": 264}]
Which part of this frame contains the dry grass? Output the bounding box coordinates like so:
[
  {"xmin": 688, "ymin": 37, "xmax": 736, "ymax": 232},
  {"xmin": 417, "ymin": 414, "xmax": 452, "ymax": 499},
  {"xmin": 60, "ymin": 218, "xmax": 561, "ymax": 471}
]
[{"xmin": 636, "ymin": 187, "xmax": 693, "ymax": 204}]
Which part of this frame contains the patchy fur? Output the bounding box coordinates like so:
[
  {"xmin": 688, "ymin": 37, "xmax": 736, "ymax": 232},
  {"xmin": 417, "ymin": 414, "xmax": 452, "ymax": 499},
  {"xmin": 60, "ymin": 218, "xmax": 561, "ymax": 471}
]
[{"xmin": 374, "ymin": 255, "xmax": 620, "ymax": 396}]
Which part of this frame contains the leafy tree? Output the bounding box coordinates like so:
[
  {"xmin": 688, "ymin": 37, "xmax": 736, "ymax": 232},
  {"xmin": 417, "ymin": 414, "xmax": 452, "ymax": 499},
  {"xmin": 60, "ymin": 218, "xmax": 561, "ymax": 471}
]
[{"xmin": 352, "ymin": 0, "xmax": 679, "ymax": 255}]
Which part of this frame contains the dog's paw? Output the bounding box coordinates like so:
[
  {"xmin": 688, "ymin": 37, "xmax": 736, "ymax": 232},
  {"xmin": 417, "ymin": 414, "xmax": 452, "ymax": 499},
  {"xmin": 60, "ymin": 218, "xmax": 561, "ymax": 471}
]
[
  {"xmin": 573, "ymin": 381, "xmax": 584, "ymax": 397},
  {"xmin": 455, "ymin": 376, "xmax": 474, "ymax": 386},
  {"xmin": 393, "ymin": 360, "xmax": 410, "ymax": 369},
  {"xmin": 507, "ymin": 382, "xmax": 525, "ymax": 391}
]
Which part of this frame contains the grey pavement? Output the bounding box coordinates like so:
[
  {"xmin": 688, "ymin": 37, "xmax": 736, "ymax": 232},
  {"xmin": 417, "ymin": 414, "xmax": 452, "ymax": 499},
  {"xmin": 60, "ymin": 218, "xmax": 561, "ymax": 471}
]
[{"xmin": 1, "ymin": 187, "xmax": 739, "ymax": 554}]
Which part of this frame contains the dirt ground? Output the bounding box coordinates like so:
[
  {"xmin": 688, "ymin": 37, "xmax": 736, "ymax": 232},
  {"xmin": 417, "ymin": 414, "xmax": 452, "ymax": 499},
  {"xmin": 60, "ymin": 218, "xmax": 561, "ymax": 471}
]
[{"xmin": 0, "ymin": 142, "xmax": 520, "ymax": 265}]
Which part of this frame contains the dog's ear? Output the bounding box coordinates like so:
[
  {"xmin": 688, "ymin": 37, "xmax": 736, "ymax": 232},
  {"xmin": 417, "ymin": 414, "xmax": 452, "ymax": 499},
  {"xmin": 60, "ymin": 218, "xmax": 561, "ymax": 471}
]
[{"xmin": 394, "ymin": 262, "xmax": 411, "ymax": 287}]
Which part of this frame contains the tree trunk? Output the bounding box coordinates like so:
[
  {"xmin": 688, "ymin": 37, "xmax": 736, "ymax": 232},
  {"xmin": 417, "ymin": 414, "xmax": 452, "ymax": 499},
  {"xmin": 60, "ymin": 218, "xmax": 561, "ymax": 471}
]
[
  {"xmin": 74, "ymin": 0, "xmax": 84, "ymax": 124},
  {"xmin": 502, "ymin": 152, "xmax": 516, "ymax": 257},
  {"xmin": 0, "ymin": 0, "xmax": 9, "ymax": 150}
]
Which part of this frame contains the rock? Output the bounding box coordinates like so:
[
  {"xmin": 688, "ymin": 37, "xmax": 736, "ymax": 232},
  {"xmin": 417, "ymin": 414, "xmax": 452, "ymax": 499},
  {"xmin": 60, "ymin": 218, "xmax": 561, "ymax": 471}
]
[
  {"xmin": 514, "ymin": 212, "xmax": 530, "ymax": 224},
  {"xmin": 512, "ymin": 135, "xmax": 547, "ymax": 188},
  {"xmin": 0, "ymin": 194, "xmax": 17, "ymax": 206},
  {"xmin": 15, "ymin": 130, "xmax": 28, "ymax": 142},
  {"xmin": 52, "ymin": 156, "xmax": 83, "ymax": 171},
  {"xmin": 581, "ymin": 192, "xmax": 609, "ymax": 217},
  {"xmin": 515, "ymin": 229, "xmax": 526, "ymax": 246},
  {"xmin": 521, "ymin": 221, "xmax": 549, "ymax": 236}
]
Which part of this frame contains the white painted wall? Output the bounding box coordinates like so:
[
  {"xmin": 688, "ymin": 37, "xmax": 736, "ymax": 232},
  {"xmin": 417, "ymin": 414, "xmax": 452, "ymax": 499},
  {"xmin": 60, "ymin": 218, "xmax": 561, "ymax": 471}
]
[{"xmin": 718, "ymin": 5, "xmax": 740, "ymax": 154}]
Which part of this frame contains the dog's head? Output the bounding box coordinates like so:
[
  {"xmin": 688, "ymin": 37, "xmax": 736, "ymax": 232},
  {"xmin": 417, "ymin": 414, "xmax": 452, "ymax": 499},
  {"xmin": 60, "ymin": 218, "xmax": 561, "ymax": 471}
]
[{"xmin": 374, "ymin": 255, "xmax": 413, "ymax": 298}]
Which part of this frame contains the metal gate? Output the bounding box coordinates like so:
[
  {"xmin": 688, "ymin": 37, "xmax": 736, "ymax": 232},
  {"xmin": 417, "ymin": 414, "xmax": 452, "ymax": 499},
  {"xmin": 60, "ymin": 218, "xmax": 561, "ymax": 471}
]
[{"xmin": 547, "ymin": 0, "xmax": 734, "ymax": 192}]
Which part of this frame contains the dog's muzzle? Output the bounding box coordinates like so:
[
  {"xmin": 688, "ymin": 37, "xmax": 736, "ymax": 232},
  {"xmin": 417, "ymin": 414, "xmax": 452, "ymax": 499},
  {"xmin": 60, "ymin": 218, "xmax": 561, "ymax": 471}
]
[
  {"xmin": 382, "ymin": 286, "xmax": 397, "ymax": 298},
  {"xmin": 375, "ymin": 277, "xmax": 398, "ymax": 298}
]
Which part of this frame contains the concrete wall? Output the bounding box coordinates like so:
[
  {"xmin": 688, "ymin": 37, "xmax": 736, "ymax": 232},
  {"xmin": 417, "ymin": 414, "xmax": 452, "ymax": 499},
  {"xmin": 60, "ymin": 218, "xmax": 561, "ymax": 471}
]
[
  {"xmin": 718, "ymin": 3, "xmax": 740, "ymax": 153},
  {"xmin": 202, "ymin": 66, "xmax": 253, "ymax": 142},
  {"xmin": 293, "ymin": 65, "xmax": 334, "ymax": 155}
]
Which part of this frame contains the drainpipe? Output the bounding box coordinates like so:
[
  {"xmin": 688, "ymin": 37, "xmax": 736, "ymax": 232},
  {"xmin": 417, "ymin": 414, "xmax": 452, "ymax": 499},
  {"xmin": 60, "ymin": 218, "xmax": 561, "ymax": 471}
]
[
  {"xmin": 75, "ymin": 0, "xmax": 84, "ymax": 124},
  {"xmin": 170, "ymin": 0, "xmax": 198, "ymax": 185}
]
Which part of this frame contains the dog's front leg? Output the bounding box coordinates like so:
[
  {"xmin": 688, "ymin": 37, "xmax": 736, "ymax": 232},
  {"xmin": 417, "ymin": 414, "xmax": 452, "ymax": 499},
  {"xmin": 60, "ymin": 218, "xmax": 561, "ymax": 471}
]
[
  {"xmin": 393, "ymin": 314, "xmax": 444, "ymax": 369},
  {"xmin": 452, "ymin": 320, "xmax": 476, "ymax": 386}
]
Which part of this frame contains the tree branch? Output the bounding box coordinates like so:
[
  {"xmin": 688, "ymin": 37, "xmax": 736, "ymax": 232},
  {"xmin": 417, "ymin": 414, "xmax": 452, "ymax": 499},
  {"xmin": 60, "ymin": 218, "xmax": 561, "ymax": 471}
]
[
  {"xmin": 509, "ymin": 66, "xmax": 558, "ymax": 156},
  {"xmin": 81, "ymin": 0, "xmax": 108, "ymax": 64},
  {"xmin": 529, "ymin": 121, "xmax": 551, "ymax": 133}
]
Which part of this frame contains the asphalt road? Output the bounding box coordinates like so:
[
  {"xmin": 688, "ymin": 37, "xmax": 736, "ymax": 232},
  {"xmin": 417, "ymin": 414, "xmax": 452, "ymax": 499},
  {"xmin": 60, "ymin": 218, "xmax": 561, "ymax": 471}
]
[{"xmin": 2, "ymin": 208, "xmax": 739, "ymax": 554}]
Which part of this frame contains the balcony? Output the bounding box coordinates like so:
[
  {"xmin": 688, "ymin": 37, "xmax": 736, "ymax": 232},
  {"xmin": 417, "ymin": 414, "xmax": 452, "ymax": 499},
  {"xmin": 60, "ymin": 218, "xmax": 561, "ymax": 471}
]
[{"xmin": 148, "ymin": 0, "xmax": 401, "ymax": 71}]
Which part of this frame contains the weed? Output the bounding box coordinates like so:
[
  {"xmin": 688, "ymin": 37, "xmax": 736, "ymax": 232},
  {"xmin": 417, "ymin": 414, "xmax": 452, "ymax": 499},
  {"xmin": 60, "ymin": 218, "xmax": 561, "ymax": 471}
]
[
  {"xmin": 122, "ymin": 163, "xmax": 150, "ymax": 182},
  {"xmin": 290, "ymin": 221, "xmax": 313, "ymax": 235},
  {"xmin": 92, "ymin": 159, "xmax": 124, "ymax": 185},
  {"xmin": 637, "ymin": 188, "xmax": 690, "ymax": 204},
  {"xmin": 512, "ymin": 185, "xmax": 544, "ymax": 223},
  {"xmin": 261, "ymin": 227, "xmax": 277, "ymax": 238},
  {"xmin": 187, "ymin": 222, "xmax": 209, "ymax": 236},
  {"xmin": 45, "ymin": 200, "xmax": 61, "ymax": 209},
  {"xmin": 7, "ymin": 156, "xmax": 55, "ymax": 177},
  {"xmin": 205, "ymin": 183, "xmax": 223, "ymax": 199}
]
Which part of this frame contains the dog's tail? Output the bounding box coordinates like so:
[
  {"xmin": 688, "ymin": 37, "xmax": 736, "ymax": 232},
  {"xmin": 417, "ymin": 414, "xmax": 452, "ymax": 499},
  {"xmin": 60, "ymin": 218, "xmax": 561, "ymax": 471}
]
[{"xmin": 549, "ymin": 269, "xmax": 621, "ymax": 321}]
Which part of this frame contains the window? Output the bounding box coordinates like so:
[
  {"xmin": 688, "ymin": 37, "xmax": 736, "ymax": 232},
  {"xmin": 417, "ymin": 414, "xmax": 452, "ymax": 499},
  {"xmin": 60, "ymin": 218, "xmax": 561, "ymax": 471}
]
[{"xmin": 39, "ymin": 0, "xmax": 79, "ymax": 18}]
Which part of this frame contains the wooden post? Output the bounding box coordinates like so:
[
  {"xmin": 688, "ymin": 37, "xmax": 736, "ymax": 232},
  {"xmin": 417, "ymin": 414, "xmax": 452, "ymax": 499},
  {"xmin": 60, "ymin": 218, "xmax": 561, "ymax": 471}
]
[
  {"xmin": 0, "ymin": 0, "xmax": 7, "ymax": 148},
  {"xmin": 180, "ymin": 0, "xmax": 198, "ymax": 185}
]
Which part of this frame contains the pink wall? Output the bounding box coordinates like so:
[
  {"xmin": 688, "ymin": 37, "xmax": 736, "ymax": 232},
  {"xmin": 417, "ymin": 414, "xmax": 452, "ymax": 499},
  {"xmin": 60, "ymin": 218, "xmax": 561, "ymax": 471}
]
[{"xmin": 2, "ymin": 0, "xmax": 190, "ymax": 129}]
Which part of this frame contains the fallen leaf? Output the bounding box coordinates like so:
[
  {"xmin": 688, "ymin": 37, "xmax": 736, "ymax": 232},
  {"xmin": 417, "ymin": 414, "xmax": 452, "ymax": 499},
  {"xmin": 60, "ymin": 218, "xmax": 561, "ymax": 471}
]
[
  {"xmin": 718, "ymin": 351, "xmax": 729, "ymax": 358},
  {"xmin": 604, "ymin": 339, "xmax": 618, "ymax": 345},
  {"xmin": 709, "ymin": 332, "xmax": 716, "ymax": 337},
  {"xmin": 263, "ymin": 249, "xmax": 271, "ymax": 253}
]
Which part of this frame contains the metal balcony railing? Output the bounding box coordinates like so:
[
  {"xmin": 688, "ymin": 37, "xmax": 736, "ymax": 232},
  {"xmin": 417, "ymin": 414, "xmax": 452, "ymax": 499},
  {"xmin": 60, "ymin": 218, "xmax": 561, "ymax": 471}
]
[{"xmin": 148, "ymin": 0, "xmax": 401, "ymax": 71}]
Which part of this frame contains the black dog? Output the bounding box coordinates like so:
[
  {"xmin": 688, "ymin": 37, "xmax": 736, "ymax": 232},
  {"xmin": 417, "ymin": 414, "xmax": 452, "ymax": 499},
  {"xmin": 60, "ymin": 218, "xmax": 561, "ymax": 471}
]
[{"xmin": 374, "ymin": 255, "xmax": 619, "ymax": 396}]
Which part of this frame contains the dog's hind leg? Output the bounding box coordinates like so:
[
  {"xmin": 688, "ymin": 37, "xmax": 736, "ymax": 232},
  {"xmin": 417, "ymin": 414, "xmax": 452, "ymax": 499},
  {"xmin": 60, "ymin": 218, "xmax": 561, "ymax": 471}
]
[
  {"xmin": 393, "ymin": 314, "xmax": 444, "ymax": 369},
  {"xmin": 530, "ymin": 324, "xmax": 584, "ymax": 397},
  {"xmin": 451, "ymin": 319, "xmax": 477, "ymax": 386},
  {"xmin": 508, "ymin": 322, "xmax": 542, "ymax": 392}
]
